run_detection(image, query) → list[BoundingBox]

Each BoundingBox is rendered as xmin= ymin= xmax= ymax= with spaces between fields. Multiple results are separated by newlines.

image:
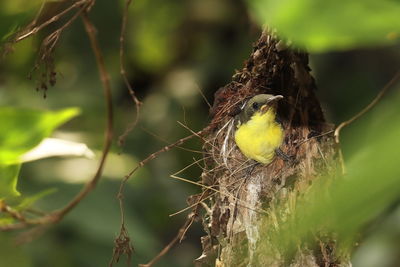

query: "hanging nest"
xmin=191 ymin=31 xmax=345 ymax=266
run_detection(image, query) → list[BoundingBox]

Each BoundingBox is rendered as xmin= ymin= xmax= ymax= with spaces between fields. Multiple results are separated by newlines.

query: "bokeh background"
xmin=0 ymin=0 xmax=399 ymax=266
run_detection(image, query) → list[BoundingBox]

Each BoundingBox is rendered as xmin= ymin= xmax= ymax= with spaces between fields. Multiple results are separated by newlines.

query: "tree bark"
xmin=193 ymin=31 xmax=348 ymax=266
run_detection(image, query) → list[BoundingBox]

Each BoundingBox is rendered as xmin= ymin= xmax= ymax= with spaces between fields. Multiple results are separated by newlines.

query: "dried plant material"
xmin=192 ymin=30 xmax=345 ymax=266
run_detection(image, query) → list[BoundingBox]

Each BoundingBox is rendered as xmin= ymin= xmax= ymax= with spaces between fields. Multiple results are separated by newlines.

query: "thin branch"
xmin=15 ymin=0 xmax=90 ymax=42
xmin=0 ymin=201 xmax=27 ymax=223
xmin=22 ymin=10 xmax=114 ymax=226
xmin=196 ymin=85 xmax=212 ymax=109
xmin=48 ymin=11 xmax=114 ymax=220
xmin=334 ymin=70 xmax=400 ymax=143
xmin=169 ymin=192 xmax=216 ymax=217
xmin=117 ymin=127 xmax=210 ymax=205
xmin=138 ymin=214 xmax=194 ymax=267
xmin=140 ymin=187 xmax=212 ymax=266
xmin=124 ymin=126 xmax=211 ymax=185
xmin=111 ymin=126 xmax=211 ymax=265
xmin=118 ymin=0 xmax=142 ymax=146
xmin=295 ymin=130 xmax=334 ymax=148
xmin=170 ymin=174 xmax=267 ymax=214
xmin=334 ymin=70 xmax=400 ymax=173
xmin=111 ymin=2 xmax=210 ymax=262
xmin=10 ymin=0 xmax=94 ymax=95
xmin=140 ymin=126 xmax=207 ymax=154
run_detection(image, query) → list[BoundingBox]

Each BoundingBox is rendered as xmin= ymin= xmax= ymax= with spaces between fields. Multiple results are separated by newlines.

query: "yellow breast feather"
xmin=234 ymin=109 xmax=283 ymax=164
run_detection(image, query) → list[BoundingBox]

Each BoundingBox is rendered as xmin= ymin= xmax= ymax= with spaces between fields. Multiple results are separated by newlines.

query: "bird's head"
xmin=239 ymin=94 xmax=283 ymax=124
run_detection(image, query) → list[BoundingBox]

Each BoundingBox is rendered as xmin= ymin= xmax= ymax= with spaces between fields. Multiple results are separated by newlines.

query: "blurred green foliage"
xmin=0 ymin=0 xmax=399 ymax=266
xmin=129 ymin=0 xmax=184 ymax=72
xmin=248 ymin=0 xmax=400 ymax=52
xmin=0 ymin=1 xmax=255 ymax=266
xmin=0 ymin=107 xmax=78 ymax=199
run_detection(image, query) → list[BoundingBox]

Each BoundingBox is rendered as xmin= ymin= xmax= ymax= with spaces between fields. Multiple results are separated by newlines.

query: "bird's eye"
xmin=252 ymin=102 xmax=259 ymax=110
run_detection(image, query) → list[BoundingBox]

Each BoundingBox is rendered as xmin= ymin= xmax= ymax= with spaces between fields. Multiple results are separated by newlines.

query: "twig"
xmin=169 ymin=191 xmax=216 ymax=217
xmin=0 ymin=201 xmax=27 ymax=223
xmin=15 ymin=0 xmax=90 ymax=42
xmin=295 ymin=130 xmax=334 ymax=148
xmin=141 ymin=188 xmax=211 ymax=266
xmin=46 ymin=10 xmax=114 ymax=220
xmin=196 ymin=85 xmax=212 ymax=109
xmin=15 ymin=0 xmax=94 ymax=95
xmin=118 ymin=0 xmax=142 ymax=146
xmin=138 ymin=214 xmax=195 ymax=267
xmin=334 ymin=70 xmax=400 ymax=143
xmin=140 ymin=126 xmax=206 ymax=154
xmin=170 ymin=174 xmax=267 ymax=214
xmin=124 ymin=126 xmax=210 ymax=184
xmin=334 ymin=70 xmax=400 ymax=172
xmin=26 ymin=0 xmax=46 ymax=29
xmin=112 ymin=126 xmax=211 ymax=265
xmin=22 ymin=10 xmax=114 ymax=226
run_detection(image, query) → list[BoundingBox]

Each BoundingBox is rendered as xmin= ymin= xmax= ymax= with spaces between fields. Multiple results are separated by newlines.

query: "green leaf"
xmin=0 ymin=107 xmax=80 ymax=165
xmin=247 ymin=0 xmax=400 ymax=52
xmin=0 ymin=164 xmax=21 ymax=199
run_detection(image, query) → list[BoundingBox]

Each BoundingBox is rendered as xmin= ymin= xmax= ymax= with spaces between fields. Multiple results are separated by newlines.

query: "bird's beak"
xmin=260 ymin=95 xmax=283 ymax=112
xmin=267 ymin=95 xmax=284 ymax=103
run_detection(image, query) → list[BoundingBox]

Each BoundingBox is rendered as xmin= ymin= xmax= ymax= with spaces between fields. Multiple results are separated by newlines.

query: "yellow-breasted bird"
xmin=234 ymin=94 xmax=284 ymax=164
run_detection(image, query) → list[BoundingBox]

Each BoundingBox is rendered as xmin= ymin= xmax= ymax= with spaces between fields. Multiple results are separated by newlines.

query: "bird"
xmin=234 ymin=94 xmax=284 ymax=164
